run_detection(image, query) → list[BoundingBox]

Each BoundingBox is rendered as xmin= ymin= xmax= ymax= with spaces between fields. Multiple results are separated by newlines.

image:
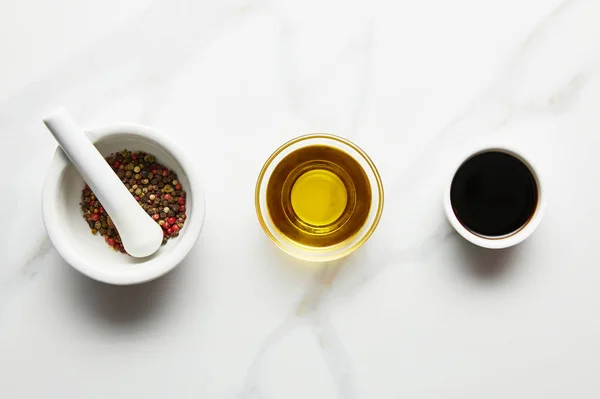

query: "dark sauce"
xmin=450 ymin=151 xmax=538 ymax=237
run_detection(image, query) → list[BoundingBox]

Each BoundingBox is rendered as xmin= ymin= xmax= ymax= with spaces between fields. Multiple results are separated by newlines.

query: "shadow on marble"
xmin=63 ymin=255 xmax=196 ymax=327
xmin=453 ymin=234 xmax=520 ymax=281
xmin=257 ymin=234 xmax=326 ymax=273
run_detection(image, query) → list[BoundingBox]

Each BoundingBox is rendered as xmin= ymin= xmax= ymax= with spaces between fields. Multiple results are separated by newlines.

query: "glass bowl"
xmin=255 ymin=133 xmax=384 ymax=262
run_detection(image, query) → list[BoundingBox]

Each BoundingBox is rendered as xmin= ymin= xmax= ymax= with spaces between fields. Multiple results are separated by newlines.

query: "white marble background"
xmin=2 ymin=0 xmax=600 ymax=397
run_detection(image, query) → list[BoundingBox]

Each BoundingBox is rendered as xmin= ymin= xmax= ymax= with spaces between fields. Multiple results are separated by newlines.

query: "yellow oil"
xmin=266 ymin=145 xmax=371 ymax=248
xmin=290 ymin=169 xmax=348 ymax=226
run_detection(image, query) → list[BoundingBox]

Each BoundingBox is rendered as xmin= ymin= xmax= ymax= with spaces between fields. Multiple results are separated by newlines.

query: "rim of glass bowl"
xmin=255 ymin=133 xmax=384 ymax=262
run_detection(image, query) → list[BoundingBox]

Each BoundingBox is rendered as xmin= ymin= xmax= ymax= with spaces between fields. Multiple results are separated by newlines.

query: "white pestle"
xmin=43 ymin=107 xmax=164 ymax=258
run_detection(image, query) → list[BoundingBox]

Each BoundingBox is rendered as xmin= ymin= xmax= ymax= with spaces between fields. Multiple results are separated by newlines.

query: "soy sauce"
xmin=450 ymin=151 xmax=538 ymax=237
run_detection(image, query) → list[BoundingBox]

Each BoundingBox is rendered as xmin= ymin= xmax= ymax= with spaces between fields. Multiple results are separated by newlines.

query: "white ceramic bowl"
xmin=443 ymin=146 xmax=545 ymax=249
xmin=43 ymin=124 xmax=205 ymax=285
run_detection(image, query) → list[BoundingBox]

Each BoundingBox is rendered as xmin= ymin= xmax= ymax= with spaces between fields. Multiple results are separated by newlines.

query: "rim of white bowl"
xmin=443 ymin=146 xmax=546 ymax=249
xmin=42 ymin=123 xmax=206 ymax=285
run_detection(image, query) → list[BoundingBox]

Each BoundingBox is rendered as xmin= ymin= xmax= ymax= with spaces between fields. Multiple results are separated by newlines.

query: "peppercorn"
xmin=81 ymin=149 xmax=188 ymax=254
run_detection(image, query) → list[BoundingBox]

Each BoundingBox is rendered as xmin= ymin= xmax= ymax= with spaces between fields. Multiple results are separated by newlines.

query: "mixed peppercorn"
xmin=80 ymin=149 xmax=187 ymax=254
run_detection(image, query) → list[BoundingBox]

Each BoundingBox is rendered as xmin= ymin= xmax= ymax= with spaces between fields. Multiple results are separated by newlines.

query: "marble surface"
xmin=2 ymin=0 xmax=600 ymax=397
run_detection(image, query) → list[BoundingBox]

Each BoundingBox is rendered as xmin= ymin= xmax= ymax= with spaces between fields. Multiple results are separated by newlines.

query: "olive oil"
xmin=266 ymin=145 xmax=371 ymax=247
